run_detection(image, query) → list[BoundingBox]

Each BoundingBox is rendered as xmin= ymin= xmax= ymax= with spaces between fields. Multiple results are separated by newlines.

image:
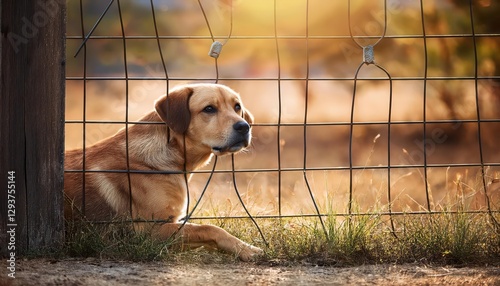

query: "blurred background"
xmin=65 ymin=0 xmax=500 ymax=218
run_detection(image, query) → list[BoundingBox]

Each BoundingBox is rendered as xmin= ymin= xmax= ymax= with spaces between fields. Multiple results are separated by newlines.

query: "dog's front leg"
xmin=153 ymin=222 xmax=263 ymax=261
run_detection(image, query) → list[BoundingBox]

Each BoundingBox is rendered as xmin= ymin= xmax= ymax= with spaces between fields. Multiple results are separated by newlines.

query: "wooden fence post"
xmin=0 ymin=0 xmax=66 ymax=257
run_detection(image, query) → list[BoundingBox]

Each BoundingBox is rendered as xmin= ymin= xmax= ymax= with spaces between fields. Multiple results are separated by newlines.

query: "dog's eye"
xmin=235 ymin=103 xmax=242 ymax=112
xmin=203 ymin=106 xmax=217 ymax=113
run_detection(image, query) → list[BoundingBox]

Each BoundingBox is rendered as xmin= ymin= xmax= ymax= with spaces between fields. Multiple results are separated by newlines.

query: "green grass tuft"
xmin=59 ymin=211 xmax=500 ymax=266
xmin=64 ymin=219 xmax=174 ymax=261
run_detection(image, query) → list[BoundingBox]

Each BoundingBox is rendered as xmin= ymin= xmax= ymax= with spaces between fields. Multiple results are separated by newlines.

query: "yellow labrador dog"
xmin=65 ymin=83 xmax=263 ymax=261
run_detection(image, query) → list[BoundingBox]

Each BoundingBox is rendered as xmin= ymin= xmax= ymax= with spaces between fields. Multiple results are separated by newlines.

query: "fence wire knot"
xmin=209 ymin=41 xmax=223 ymax=58
xmin=363 ymin=45 xmax=374 ymax=64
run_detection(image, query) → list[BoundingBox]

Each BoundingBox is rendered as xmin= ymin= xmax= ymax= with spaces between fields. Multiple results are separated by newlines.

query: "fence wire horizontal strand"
xmin=65 ymin=76 xmax=500 ymax=81
xmin=86 ymin=209 xmax=500 ymax=225
xmin=65 ymin=119 xmax=500 ymax=126
xmin=66 ymin=33 xmax=500 ymax=40
xmin=64 ymin=162 xmax=500 ymax=176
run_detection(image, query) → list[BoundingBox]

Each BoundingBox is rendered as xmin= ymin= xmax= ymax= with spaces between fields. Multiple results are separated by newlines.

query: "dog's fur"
xmin=64 ymin=83 xmax=263 ymax=261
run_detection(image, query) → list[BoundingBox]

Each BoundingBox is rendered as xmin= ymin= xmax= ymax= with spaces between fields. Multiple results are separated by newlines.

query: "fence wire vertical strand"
xmin=377 ymin=63 xmax=397 ymax=237
xmin=197 ymin=0 xmax=215 ymax=40
xmin=347 ymin=0 xmax=397 ymax=236
xmin=197 ymin=0 xmax=233 ymax=83
xmin=419 ymin=0 xmax=432 ymax=212
xmin=182 ymin=139 xmax=191 ymax=225
xmin=215 ymin=0 xmax=234 ymax=83
xmin=231 ymin=156 xmax=268 ymax=246
xmin=273 ymin=0 xmax=283 ymax=217
xmin=180 ymin=156 xmax=217 ymax=226
xmin=468 ymin=0 xmax=499 ymax=228
xmin=302 ymin=0 xmax=328 ymax=238
xmin=376 ymin=0 xmax=394 ymax=235
xmin=375 ymin=0 xmax=398 ymax=236
xmin=192 ymin=0 xmax=233 ymax=225
xmin=79 ymin=0 xmax=87 ymax=218
xmin=347 ymin=0 xmax=387 ymax=49
xmin=196 ymin=0 xmax=264 ymax=238
xmin=348 ymin=63 xmax=363 ymax=216
xmin=189 ymin=0 xmax=236 ymax=226
xmin=116 ymin=0 xmax=134 ymax=219
xmin=170 ymin=136 xmax=193 ymax=236
xmin=347 ymin=0 xmax=356 ymax=217
xmin=225 ymin=0 xmax=266 ymax=246
xmin=150 ymin=0 xmax=172 ymax=142
xmin=373 ymin=0 xmax=397 ymax=238
xmin=74 ymin=0 xmax=115 ymax=218
xmin=196 ymin=0 xmax=217 ymax=83
xmin=150 ymin=0 xmax=169 ymax=97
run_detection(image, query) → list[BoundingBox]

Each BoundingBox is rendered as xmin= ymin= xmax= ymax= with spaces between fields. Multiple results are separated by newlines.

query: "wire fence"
xmin=65 ymin=0 xmax=500 ymax=238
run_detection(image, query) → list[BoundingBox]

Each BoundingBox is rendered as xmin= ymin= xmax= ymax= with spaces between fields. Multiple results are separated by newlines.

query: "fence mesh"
xmin=65 ymin=0 xmax=500 ymax=238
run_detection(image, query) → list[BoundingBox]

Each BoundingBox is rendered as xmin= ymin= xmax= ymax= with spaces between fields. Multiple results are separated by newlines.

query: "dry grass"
xmin=60 ymin=206 xmax=500 ymax=266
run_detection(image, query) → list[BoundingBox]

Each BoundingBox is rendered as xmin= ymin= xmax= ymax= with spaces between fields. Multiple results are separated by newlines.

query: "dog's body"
xmin=65 ymin=84 xmax=263 ymax=261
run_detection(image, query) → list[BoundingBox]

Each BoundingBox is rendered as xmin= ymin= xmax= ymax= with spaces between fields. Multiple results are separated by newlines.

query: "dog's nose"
xmin=233 ymin=121 xmax=250 ymax=135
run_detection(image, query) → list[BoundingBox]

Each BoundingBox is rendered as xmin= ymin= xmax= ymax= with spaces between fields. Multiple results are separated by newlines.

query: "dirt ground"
xmin=2 ymin=258 xmax=499 ymax=286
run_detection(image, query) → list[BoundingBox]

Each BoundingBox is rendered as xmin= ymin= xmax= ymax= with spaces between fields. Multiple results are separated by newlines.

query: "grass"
xmin=60 ymin=207 xmax=500 ymax=266
xmin=60 ymin=129 xmax=500 ymax=265
xmin=64 ymin=220 xmax=174 ymax=261
xmin=58 ymin=131 xmax=500 ymax=266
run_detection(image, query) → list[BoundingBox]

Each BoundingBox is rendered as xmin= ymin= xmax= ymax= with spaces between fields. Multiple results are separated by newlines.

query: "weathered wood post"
xmin=0 ymin=0 xmax=66 ymax=263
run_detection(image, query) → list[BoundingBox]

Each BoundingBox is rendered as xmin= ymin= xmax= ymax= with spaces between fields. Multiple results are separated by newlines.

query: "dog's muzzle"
xmin=212 ymin=121 xmax=251 ymax=155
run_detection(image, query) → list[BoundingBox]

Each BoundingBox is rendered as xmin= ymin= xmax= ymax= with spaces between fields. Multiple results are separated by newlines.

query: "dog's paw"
xmin=238 ymin=245 xmax=264 ymax=262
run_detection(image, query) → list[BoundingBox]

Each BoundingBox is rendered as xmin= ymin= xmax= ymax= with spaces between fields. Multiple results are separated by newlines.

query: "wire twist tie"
xmin=209 ymin=41 xmax=223 ymax=58
xmin=363 ymin=45 xmax=374 ymax=64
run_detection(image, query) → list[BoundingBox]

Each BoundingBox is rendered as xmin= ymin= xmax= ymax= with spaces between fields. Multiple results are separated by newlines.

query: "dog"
xmin=64 ymin=83 xmax=263 ymax=261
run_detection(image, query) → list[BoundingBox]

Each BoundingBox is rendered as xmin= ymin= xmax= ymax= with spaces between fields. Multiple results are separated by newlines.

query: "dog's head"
xmin=155 ymin=84 xmax=254 ymax=156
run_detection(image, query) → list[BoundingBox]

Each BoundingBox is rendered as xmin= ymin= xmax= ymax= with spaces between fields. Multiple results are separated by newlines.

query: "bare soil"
xmin=2 ymin=258 xmax=499 ymax=286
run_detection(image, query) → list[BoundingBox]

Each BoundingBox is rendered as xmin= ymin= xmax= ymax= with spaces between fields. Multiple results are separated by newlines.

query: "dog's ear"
xmin=242 ymin=107 xmax=254 ymax=125
xmin=155 ymin=87 xmax=194 ymax=134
